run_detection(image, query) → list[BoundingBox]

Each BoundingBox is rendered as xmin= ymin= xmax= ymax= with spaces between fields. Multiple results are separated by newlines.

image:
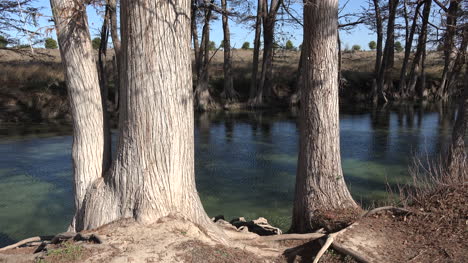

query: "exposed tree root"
xmin=259 ymin=233 xmax=325 ymax=242
xmin=331 ymin=242 xmax=371 ymax=263
xmin=0 ymin=236 xmax=53 ymax=252
xmin=362 ymin=206 xmax=412 ymax=217
xmin=0 ymin=231 xmax=104 ymax=254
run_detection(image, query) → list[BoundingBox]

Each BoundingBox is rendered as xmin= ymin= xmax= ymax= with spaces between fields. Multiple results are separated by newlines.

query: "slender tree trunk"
xmin=403 ymin=0 xmax=410 ymax=45
xmin=81 ymin=0 xmax=219 ymax=235
xmin=407 ymin=0 xmax=431 ymax=95
xmin=194 ymin=0 xmax=218 ymax=111
xmin=220 ymin=0 xmax=238 ymax=103
xmin=291 ymin=0 xmax=359 ymax=233
xmin=399 ymin=1 xmax=423 ymax=94
xmin=290 ymin=44 xmax=304 ymax=105
xmin=439 ymin=0 xmax=461 ymax=97
xmin=107 ymin=0 xmax=121 ymax=111
xmin=377 ymin=0 xmax=399 ymax=103
xmin=249 ymin=0 xmax=263 ymax=100
xmin=446 ymin=24 xmax=468 ymax=93
xmin=98 ymin=5 xmax=112 ymax=171
xmin=50 ymin=0 xmax=108 ymax=232
xmin=373 ymin=0 xmax=383 ymax=75
xmin=191 ymin=0 xmax=201 ymax=83
xmin=252 ymin=0 xmax=282 ymax=106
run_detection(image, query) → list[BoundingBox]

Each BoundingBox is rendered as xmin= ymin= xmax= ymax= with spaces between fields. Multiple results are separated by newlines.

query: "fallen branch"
xmin=0 ymin=236 xmax=54 ymax=251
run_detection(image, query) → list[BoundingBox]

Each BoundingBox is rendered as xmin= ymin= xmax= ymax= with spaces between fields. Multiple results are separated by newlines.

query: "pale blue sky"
xmin=16 ymin=0 xmax=377 ymax=50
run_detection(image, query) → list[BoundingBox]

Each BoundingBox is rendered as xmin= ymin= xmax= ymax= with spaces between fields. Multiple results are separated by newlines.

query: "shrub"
xmin=368 ymin=41 xmax=377 ymax=50
xmin=44 ymin=38 xmax=58 ymax=49
xmin=285 ymin=40 xmax=294 ymax=50
xmin=395 ymin=41 xmax=403 ymax=52
xmin=241 ymin=41 xmax=250 ymax=49
xmin=0 ymin=35 xmax=7 ymax=48
xmin=92 ymin=37 xmax=101 ymax=50
xmin=208 ymin=41 xmax=216 ymax=51
xmin=352 ymin=44 xmax=361 ymax=52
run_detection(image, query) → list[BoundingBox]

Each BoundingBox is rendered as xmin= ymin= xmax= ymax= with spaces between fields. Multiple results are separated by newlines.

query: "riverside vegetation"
xmin=0 ymin=48 xmax=456 ymax=124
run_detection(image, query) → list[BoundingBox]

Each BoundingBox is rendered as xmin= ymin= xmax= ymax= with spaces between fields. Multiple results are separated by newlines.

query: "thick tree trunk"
xmin=407 ymin=0 xmax=432 ymax=96
xmin=291 ymin=0 xmax=359 ymax=233
xmin=194 ymin=0 xmax=218 ymax=111
xmin=439 ymin=0 xmax=461 ymax=98
xmin=249 ymin=0 xmax=263 ymax=100
xmin=251 ymin=0 xmax=282 ymax=106
xmin=373 ymin=0 xmax=383 ymax=76
xmin=220 ymin=0 xmax=238 ymax=103
xmin=50 ymin=0 xmax=108 ymax=232
xmin=399 ymin=1 xmax=423 ymax=94
xmin=376 ymin=0 xmax=399 ymax=103
xmin=81 ymin=0 xmax=216 ymax=232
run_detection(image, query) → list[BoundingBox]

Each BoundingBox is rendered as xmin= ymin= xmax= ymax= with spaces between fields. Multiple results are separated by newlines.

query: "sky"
xmin=14 ymin=0 xmax=377 ymax=50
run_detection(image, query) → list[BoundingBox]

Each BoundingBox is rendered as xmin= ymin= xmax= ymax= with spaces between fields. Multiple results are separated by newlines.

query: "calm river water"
xmin=0 ymin=103 xmax=456 ymax=247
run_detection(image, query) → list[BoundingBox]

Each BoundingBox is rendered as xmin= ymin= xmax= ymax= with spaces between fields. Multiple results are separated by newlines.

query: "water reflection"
xmin=0 ymin=103 xmax=456 ymax=247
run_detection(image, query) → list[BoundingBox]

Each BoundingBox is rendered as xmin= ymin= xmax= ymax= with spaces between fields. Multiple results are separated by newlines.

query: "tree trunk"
xmin=107 ymin=0 xmax=121 ymax=111
xmin=376 ymin=0 xmax=399 ymax=103
xmin=249 ymin=0 xmax=263 ymax=100
xmin=290 ymin=44 xmax=304 ymax=105
xmin=194 ymin=0 xmax=218 ymax=111
xmin=291 ymin=0 xmax=359 ymax=233
xmin=439 ymin=0 xmax=461 ymax=98
xmin=399 ymin=0 xmax=423 ymax=94
xmin=252 ymin=0 xmax=282 ymax=106
xmin=446 ymin=64 xmax=467 ymax=177
xmin=373 ymin=0 xmax=383 ymax=76
xmin=407 ymin=0 xmax=431 ymax=96
xmin=191 ymin=0 xmax=201 ymax=83
xmin=220 ymin=0 xmax=238 ymax=103
xmin=80 ymin=0 xmax=217 ymax=233
xmin=98 ymin=5 xmax=112 ymax=171
xmin=50 ymin=0 xmax=108 ymax=232
xmin=444 ymin=21 xmax=467 ymax=97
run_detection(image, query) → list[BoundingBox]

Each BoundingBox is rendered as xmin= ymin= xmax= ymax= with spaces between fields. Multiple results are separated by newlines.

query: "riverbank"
xmin=0 ymin=48 xmax=456 ymax=124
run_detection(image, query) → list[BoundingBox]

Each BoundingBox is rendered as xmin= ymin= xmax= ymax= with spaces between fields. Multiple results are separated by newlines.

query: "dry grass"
xmin=0 ymin=48 xmax=447 ymax=93
xmin=399 ymin=149 xmax=467 ymax=208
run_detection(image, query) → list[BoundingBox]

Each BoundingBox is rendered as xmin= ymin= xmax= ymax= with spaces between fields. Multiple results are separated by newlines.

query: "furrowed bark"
xmin=49 ymin=0 xmax=107 ymax=232
xmin=291 ymin=0 xmax=359 ymax=233
xmin=81 ymin=0 xmax=217 ymax=234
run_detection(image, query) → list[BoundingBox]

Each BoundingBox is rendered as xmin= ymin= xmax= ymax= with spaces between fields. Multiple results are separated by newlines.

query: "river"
xmin=0 ymin=102 xmax=456 ymax=247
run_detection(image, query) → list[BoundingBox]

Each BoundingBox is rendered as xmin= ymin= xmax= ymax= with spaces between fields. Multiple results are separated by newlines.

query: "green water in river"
xmin=0 ymin=103 xmax=456 ymax=246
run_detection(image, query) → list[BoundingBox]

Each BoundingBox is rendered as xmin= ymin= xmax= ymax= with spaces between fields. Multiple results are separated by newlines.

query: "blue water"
xmin=0 ymin=103 xmax=455 ymax=246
